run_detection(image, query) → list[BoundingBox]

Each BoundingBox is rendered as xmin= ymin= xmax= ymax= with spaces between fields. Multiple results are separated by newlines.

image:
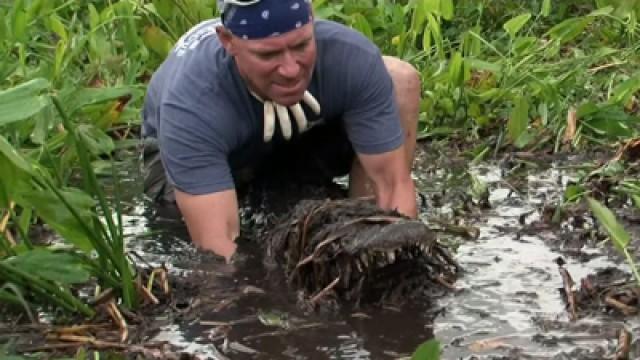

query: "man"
xmin=142 ymin=0 xmax=421 ymax=262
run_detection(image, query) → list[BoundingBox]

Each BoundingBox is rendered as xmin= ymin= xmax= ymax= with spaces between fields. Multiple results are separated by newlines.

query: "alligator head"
xmin=265 ymin=198 xmax=460 ymax=308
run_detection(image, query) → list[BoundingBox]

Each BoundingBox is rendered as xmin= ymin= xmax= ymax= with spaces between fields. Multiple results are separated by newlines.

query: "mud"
xmin=5 ymin=142 xmax=640 ymax=359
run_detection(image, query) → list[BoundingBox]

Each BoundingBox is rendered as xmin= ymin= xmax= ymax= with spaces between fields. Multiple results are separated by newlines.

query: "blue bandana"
xmin=220 ymin=0 xmax=313 ymax=39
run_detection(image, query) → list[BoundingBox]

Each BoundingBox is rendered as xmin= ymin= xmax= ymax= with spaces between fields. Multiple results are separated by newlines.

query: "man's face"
xmin=218 ymin=22 xmax=316 ymax=106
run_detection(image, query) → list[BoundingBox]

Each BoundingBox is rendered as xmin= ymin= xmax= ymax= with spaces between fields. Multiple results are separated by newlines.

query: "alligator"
xmin=263 ymin=197 xmax=461 ymax=309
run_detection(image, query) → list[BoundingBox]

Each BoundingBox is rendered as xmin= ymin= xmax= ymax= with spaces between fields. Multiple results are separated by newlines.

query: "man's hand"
xmin=174 ymin=188 xmax=240 ymax=262
xmin=354 ymin=146 xmax=417 ymax=218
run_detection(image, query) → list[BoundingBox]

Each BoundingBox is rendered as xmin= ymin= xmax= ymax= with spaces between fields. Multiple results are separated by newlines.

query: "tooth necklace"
xmin=249 ymin=90 xmax=321 ymax=142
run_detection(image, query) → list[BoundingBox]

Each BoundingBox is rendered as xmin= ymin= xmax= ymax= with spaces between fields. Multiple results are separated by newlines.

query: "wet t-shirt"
xmin=142 ymin=19 xmax=403 ymax=195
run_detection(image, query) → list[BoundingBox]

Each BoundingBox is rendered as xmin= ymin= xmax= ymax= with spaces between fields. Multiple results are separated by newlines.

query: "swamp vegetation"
xmin=0 ymin=0 xmax=640 ymax=359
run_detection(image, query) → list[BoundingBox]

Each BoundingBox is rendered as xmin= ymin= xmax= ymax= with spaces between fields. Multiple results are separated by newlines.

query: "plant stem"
xmin=0 ymin=263 xmax=94 ymax=317
xmin=624 ymin=248 xmax=640 ymax=287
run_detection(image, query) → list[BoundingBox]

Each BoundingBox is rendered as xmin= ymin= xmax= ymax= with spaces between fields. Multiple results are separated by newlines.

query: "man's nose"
xmin=277 ymin=51 xmax=300 ymax=78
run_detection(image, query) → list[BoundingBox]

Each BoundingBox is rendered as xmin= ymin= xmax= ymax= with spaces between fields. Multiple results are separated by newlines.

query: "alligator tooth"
xmin=387 ymin=251 xmax=395 ymax=263
xmin=355 ymin=260 xmax=363 ymax=272
xmin=360 ymin=253 xmax=369 ymax=268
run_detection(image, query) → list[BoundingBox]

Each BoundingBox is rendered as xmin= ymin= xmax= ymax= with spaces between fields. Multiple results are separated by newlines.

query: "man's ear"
xmin=216 ymin=26 xmax=236 ymax=54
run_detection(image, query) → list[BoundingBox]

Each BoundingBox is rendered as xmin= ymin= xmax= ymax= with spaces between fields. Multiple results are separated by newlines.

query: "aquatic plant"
xmin=587 ymin=197 xmax=640 ymax=286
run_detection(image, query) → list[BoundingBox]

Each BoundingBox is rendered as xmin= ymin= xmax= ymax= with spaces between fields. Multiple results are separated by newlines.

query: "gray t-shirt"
xmin=143 ymin=19 xmax=403 ymax=195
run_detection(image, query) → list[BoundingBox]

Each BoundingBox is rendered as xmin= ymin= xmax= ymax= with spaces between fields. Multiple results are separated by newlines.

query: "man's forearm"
xmin=375 ymin=176 xmax=417 ymax=218
xmin=174 ymin=189 xmax=240 ymax=261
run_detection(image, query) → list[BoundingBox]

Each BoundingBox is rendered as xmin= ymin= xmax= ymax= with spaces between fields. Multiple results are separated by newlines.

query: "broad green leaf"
xmin=427 ymin=13 xmax=444 ymax=60
xmin=587 ymin=197 xmax=630 ymax=253
xmin=153 ymin=0 xmax=176 ymax=20
xmin=508 ymin=96 xmax=529 ymax=143
xmin=12 ymin=9 xmax=28 ymax=43
xmin=6 ymin=249 xmax=91 ymax=285
xmin=351 ymin=13 xmax=372 ymax=40
xmin=0 ymin=135 xmax=32 ymax=173
xmin=0 ymin=136 xmax=32 ymax=207
xmin=410 ymin=0 xmax=428 ymax=33
xmin=76 ymin=124 xmax=115 ymax=156
xmin=512 ymin=36 xmax=537 ymax=55
xmin=48 ymin=14 xmax=67 ymax=42
xmin=564 ymin=185 xmax=585 ymax=202
xmin=0 ymin=79 xmax=50 ymax=126
xmin=588 ymin=6 xmax=614 ymax=17
xmin=17 ymin=207 xmax=31 ymax=238
xmin=609 ymin=73 xmax=640 ymax=105
xmin=64 ymin=87 xmax=134 ymax=116
xmin=503 ymin=13 xmax=531 ymax=39
xmin=513 ymin=130 xmax=534 ymax=148
xmin=88 ymin=3 xmax=100 ymax=30
xmin=17 ymin=188 xmax=97 ymax=253
xmin=440 ymin=0 xmax=454 ymax=20
xmin=466 ymin=59 xmax=501 ymax=73
xmin=412 ymin=339 xmax=440 ymax=360
xmin=448 ymin=52 xmax=464 ymax=87
xmin=541 ymin=0 xmax=551 ymax=17
xmin=423 ymin=0 xmax=441 ymax=15
xmin=576 ymin=101 xmax=600 ymax=118
xmin=547 ymin=17 xmax=593 ymax=44
xmin=53 ymin=39 xmax=67 ymax=81
xmin=142 ymin=25 xmax=174 ymax=59
xmin=422 ymin=26 xmax=432 ymax=52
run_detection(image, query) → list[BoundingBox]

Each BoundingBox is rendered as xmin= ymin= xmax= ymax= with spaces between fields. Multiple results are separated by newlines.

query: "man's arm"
xmin=356 ymin=145 xmax=417 ymax=218
xmin=174 ymin=188 xmax=240 ymax=261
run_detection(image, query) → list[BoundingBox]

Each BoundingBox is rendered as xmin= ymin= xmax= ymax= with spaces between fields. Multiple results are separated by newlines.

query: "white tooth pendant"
xmin=249 ymin=89 xmax=321 ymax=143
xmin=302 ymin=90 xmax=321 ymax=115
xmin=275 ymin=104 xmax=292 ymax=140
xmin=290 ymin=103 xmax=308 ymax=132
xmin=263 ymin=101 xmax=276 ymax=142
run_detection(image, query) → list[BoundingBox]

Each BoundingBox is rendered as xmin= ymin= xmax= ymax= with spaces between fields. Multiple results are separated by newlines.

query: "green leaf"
xmin=423 ymin=0 xmax=441 ymax=14
xmin=564 ymin=185 xmax=585 ymax=202
xmin=0 ymin=79 xmax=50 ymax=126
xmin=12 ymin=9 xmax=28 ymax=43
xmin=587 ymin=6 xmax=614 ymax=17
xmin=609 ymin=73 xmax=640 ymax=105
xmin=0 ymin=135 xmax=32 ymax=173
xmin=503 ymin=13 xmax=531 ymax=39
xmin=17 ymin=188 xmax=97 ymax=253
xmin=427 ymin=13 xmax=444 ymax=60
xmin=351 ymin=13 xmax=372 ymax=39
xmin=48 ymin=14 xmax=67 ymax=42
xmin=0 ymin=136 xmax=32 ymax=207
xmin=63 ymin=87 xmax=134 ymax=116
xmin=412 ymin=339 xmax=440 ymax=360
xmin=587 ymin=197 xmax=631 ymax=253
xmin=422 ymin=26 xmax=432 ymax=52
xmin=541 ymin=0 xmax=551 ymax=17
xmin=513 ymin=130 xmax=534 ymax=148
xmin=76 ymin=124 xmax=115 ymax=156
xmin=440 ymin=0 xmax=454 ymax=20
xmin=466 ymin=58 xmax=501 ymax=73
xmin=508 ymin=96 xmax=529 ymax=143
xmin=546 ymin=17 xmax=593 ymax=44
xmin=448 ymin=52 xmax=464 ymax=87
xmin=6 ymin=249 xmax=91 ymax=285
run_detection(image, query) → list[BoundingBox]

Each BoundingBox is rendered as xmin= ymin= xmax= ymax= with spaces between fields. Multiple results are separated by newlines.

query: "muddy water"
xmin=123 ymin=150 xmax=639 ymax=359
